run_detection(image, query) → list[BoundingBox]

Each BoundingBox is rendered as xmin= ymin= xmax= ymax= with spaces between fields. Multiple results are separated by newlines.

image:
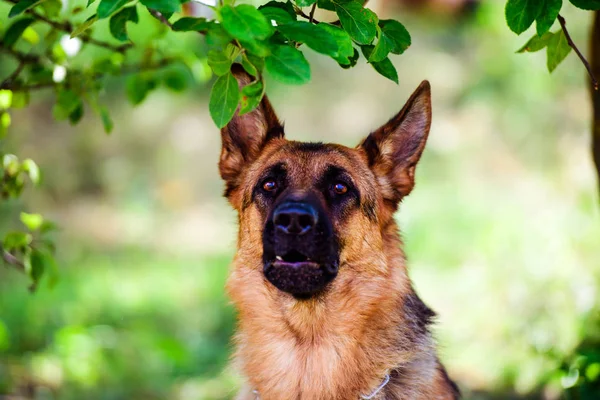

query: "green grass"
xmin=0 ymin=250 xmax=238 ymax=400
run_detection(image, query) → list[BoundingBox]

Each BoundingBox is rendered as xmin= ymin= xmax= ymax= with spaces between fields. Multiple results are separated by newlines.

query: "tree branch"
xmin=295 ymin=7 xmax=322 ymax=24
xmin=3 ymin=0 xmax=131 ymax=53
xmin=590 ymin=12 xmax=600 ymax=199
xmin=309 ymin=3 xmax=317 ymax=24
xmin=558 ymin=14 xmax=599 ymax=91
xmin=0 ymin=58 xmax=178 ymax=92
xmin=2 ymin=248 xmax=25 ymax=272
xmin=148 ymin=8 xmax=174 ymax=29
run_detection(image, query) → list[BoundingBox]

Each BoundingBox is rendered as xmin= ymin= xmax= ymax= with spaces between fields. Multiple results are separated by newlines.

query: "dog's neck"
xmin=228 ymin=220 xmax=434 ymax=400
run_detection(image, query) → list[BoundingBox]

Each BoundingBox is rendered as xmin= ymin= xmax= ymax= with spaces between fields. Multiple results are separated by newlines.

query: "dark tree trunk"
xmin=590 ymin=12 xmax=600 ymax=198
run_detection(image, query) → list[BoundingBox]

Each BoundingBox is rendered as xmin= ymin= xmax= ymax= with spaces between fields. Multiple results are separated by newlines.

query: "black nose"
xmin=273 ymin=202 xmax=318 ymax=235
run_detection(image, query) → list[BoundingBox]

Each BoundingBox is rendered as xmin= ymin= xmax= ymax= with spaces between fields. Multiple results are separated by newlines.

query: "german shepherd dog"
xmin=219 ymin=65 xmax=460 ymax=400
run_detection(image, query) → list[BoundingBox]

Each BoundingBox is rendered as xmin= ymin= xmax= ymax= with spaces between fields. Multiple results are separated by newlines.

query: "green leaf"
xmin=2 ymin=154 xmax=19 ymax=176
xmin=516 ymin=32 xmax=553 ymax=52
xmin=259 ymin=6 xmax=296 ymax=25
xmin=206 ymin=22 xmax=233 ymax=47
xmin=569 ymin=0 xmax=600 ymax=10
xmin=0 ymin=112 xmax=10 ymax=139
xmin=21 ymin=159 xmax=40 ymax=184
xmin=505 ymin=0 xmax=542 ymax=35
xmin=277 ymin=21 xmax=338 ymax=56
xmin=333 ymin=0 xmax=378 ymax=45
xmin=40 ymin=0 xmax=61 ymax=17
xmin=296 ymin=0 xmax=316 ymax=6
xmin=53 ymin=89 xmax=82 ymax=120
xmin=240 ymin=79 xmax=264 ymax=115
xmin=536 ymin=0 xmax=561 ymax=35
xmin=546 ymin=29 xmax=572 ymax=72
xmin=362 ymin=45 xmax=398 ymax=83
xmin=319 ymin=24 xmax=354 ymax=64
xmin=20 ymin=212 xmax=44 ymax=231
xmin=378 ymin=19 xmax=411 ymax=55
xmin=126 ymin=74 xmax=157 ymax=105
xmin=3 ymin=18 xmax=35 ymax=47
xmin=241 ymin=53 xmax=259 ymax=76
xmin=340 ymin=47 xmax=359 ymax=68
xmin=88 ymin=0 xmax=96 ymax=6
xmin=369 ymin=26 xmax=392 ymax=62
xmin=9 ymin=0 xmax=47 ymax=18
xmin=317 ymin=0 xmax=336 ymax=11
xmin=221 ymin=4 xmax=275 ymax=42
xmin=30 ymin=248 xmax=47 ymax=285
xmin=140 ymin=0 xmax=180 ymax=13
xmin=239 ymin=38 xmax=271 ymax=57
xmin=265 ymin=45 xmax=311 ymax=84
xmin=100 ymin=107 xmax=113 ymax=134
xmin=0 ymin=90 xmax=13 ymax=109
xmin=68 ymin=102 xmax=84 ymax=125
xmin=259 ymin=1 xmax=296 ymax=24
xmin=71 ymin=14 xmax=98 ymax=38
xmin=172 ymin=17 xmax=209 ymax=32
xmin=209 ymin=72 xmax=240 ymax=128
xmin=97 ymin=0 xmax=128 ymax=19
xmin=163 ymin=67 xmax=188 ymax=91
xmin=109 ymin=5 xmax=138 ymax=41
xmin=9 ymin=91 xmax=28 ymax=109
xmin=3 ymin=232 xmax=32 ymax=251
xmin=208 ymin=49 xmax=233 ymax=76
xmin=40 ymin=220 xmax=58 ymax=234
xmin=259 ymin=0 xmax=296 ymax=18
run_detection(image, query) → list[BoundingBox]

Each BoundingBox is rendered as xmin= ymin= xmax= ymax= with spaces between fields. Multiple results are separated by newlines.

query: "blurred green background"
xmin=2 ymin=0 xmax=600 ymax=399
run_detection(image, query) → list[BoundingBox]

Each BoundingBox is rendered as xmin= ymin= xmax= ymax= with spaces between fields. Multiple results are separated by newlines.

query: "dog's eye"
xmin=332 ymin=182 xmax=348 ymax=195
xmin=263 ymin=180 xmax=277 ymax=192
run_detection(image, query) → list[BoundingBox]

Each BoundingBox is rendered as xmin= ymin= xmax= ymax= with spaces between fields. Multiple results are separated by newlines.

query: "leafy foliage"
xmin=0 ymin=0 xmax=413 ymax=285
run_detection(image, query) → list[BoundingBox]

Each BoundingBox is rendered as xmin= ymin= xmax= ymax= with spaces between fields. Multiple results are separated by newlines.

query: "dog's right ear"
xmin=219 ymin=64 xmax=284 ymax=197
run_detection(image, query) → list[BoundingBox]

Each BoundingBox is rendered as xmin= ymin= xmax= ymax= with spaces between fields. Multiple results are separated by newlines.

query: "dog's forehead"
xmin=259 ymin=141 xmax=371 ymax=184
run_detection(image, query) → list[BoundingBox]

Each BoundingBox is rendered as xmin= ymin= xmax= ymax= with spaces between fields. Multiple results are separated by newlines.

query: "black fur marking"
xmin=439 ymin=363 xmax=461 ymax=399
xmin=361 ymin=133 xmax=380 ymax=167
xmin=290 ymin=142 xmax=331 ymax=154
xmin=403 ymin=291 xmax=436 ymax=336
xmin=266 ymin=125 xmax=285 ymax=141
xmin=248 ymin=162 xmax=288 ymax=211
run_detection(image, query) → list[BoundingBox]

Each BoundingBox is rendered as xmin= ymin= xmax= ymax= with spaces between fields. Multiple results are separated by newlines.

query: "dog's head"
xmin=220 ymin=65 xmax=431 ymax=299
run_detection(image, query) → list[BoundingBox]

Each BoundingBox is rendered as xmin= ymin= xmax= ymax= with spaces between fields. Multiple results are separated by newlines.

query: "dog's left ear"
xmin=219 ymin=64 xmax=284 ymax=196
xmin=358 ymin=80 xmax=431 ymax=202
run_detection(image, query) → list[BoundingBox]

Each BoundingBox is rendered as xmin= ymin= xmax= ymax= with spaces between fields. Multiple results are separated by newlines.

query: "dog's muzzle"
xmin=263 ymin=199 xmax=339 ymax=297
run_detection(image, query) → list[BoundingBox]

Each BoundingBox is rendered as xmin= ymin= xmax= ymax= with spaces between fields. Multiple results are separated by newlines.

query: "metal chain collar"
xmin=252 ymin=372 xmax=390 ymax=400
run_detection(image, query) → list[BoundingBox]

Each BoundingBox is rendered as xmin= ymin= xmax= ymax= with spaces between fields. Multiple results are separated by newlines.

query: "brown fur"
xmin=219 ymin=65 xmax=459 ymax=400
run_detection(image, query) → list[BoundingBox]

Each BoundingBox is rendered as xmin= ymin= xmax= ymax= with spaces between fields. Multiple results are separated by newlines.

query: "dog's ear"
xmin=358 ymin=81 xmax=431 ymax=203
xmin=219 ymin=64 xmax=284 ymax=195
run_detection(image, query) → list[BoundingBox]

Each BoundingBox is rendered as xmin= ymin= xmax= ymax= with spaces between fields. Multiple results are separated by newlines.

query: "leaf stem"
xmin=557 ymin=14 xmax=598 ymax=90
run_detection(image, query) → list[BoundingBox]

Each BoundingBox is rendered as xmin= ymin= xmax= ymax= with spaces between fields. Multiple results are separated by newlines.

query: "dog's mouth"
xmin=264 ymin=249 xmax=338 ymax=297
xmin=274 ymin=249 xmax=313 ymax=265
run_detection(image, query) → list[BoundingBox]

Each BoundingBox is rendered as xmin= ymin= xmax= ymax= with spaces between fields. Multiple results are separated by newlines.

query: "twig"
xmin=2 ymin=249 xmax=25 ymax=272
xmin=1 ymin=58 xmax=178 ymax=91
xmin=148 ymin=8 xmax=173 ymax=29
xmin=295 ymin=7 xmax=322 ymax=24
xmin=1 ymin=61 xmax=26 ymax=88
xmin=0 ymin=43 xmax=41 ymax=63
xmin=309 ymin=3 xmax=317 ymax=24
xmin=3 ymin=0 xmax=131 ymax=53
xmin=558 ymin=14 xmax=599 ymax=91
